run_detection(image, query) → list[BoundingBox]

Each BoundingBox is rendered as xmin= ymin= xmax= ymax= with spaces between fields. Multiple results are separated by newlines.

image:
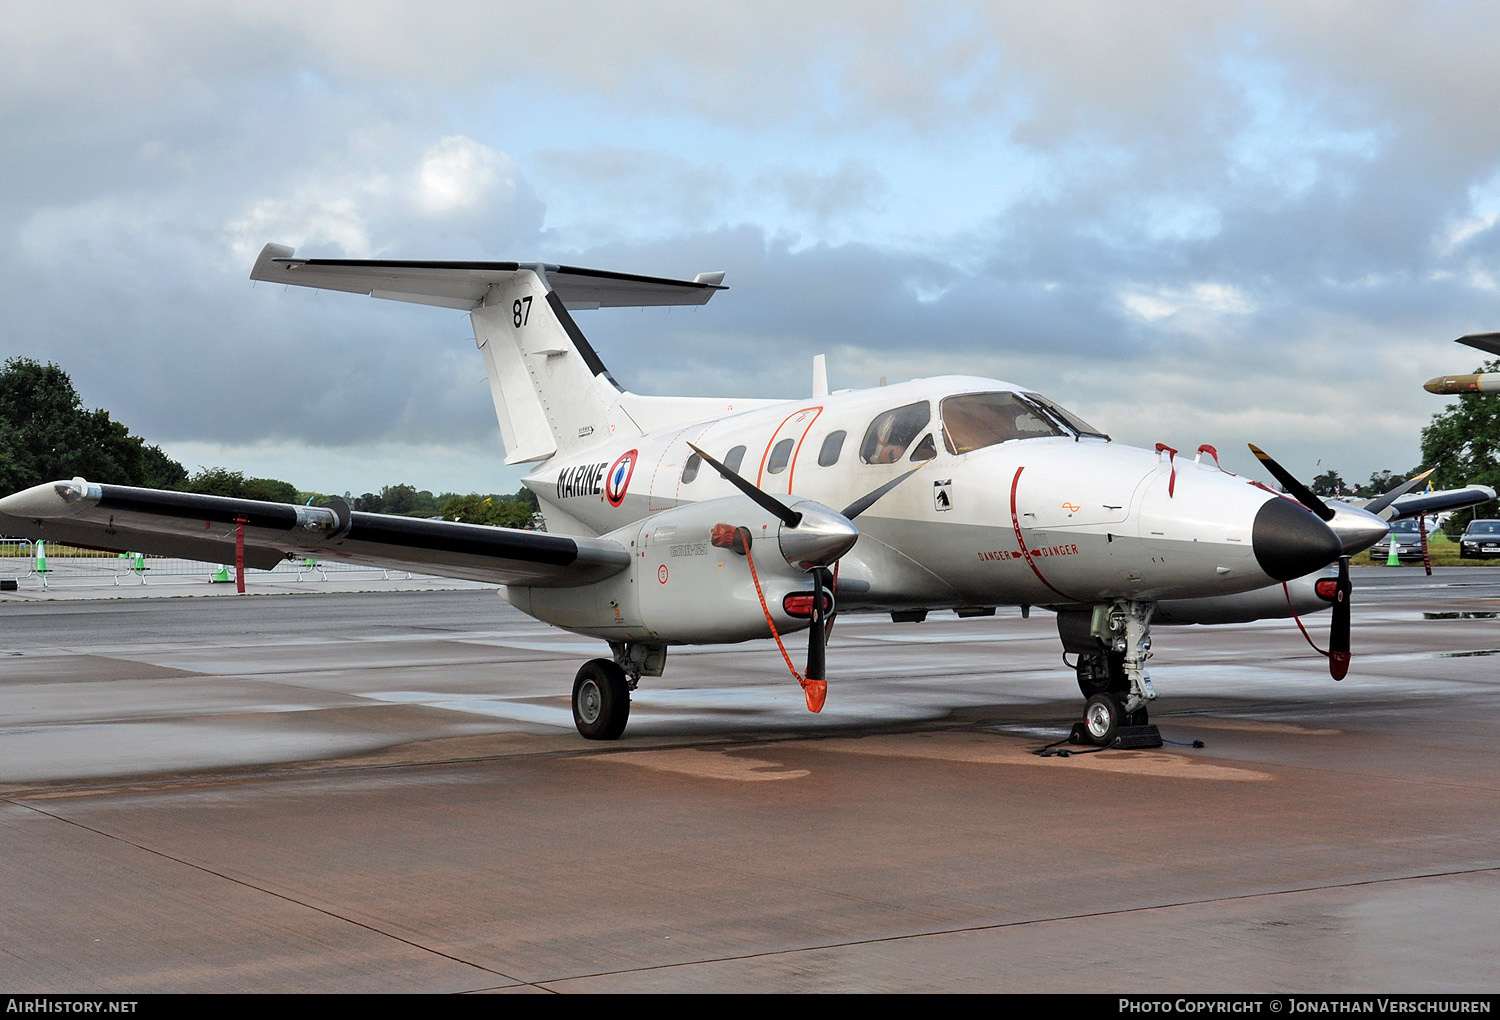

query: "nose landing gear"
xmin=1058 ymin=601 xmax=1163 ymax=748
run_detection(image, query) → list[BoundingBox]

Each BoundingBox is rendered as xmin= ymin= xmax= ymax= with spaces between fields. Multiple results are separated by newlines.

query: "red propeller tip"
xmin=801 ymin=678 xmax=827 ymax=713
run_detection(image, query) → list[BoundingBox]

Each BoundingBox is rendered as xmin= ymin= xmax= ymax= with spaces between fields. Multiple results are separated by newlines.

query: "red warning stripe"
xmin=1009 ymin=466 xmax=1082 ymax=602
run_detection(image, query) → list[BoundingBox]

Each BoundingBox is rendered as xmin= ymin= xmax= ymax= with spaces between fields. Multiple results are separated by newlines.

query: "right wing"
xmin=0 ymin=479 xmax=629 ymax=587
xmin=1382 ymin=484 xmax=1496 ymax=522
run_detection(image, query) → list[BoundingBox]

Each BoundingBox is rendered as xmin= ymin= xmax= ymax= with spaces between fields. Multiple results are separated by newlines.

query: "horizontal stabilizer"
xmin=0 ymin=479 xmax=630 ymax=587
xmin=250 ymin=244 xmax=726 ymax=311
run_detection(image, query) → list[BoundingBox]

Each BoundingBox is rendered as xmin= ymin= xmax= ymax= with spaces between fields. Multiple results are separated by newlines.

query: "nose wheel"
xmin=1082 ymin=693 xmax=1124 ymax=744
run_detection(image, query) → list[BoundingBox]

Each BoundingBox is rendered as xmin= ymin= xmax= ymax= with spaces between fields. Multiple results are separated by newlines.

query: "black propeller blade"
xmin=688 ymin=443 xmax=801 ymax=526
xmin=840 ymin=463 xmax=925 ymax=520
xmin=1361 ymin=469 xmax=1434 ymax=517
xmin=1247 ymin=444 xmax=1334 ymax=521
xmin=1329 ymin=556 xmax=1351 ymax=680
xmin=806 ymin=566 xmax=831 ymax=683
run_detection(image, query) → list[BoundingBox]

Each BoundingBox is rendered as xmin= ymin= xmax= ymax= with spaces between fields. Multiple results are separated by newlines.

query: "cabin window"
xmin=909 ymin=433 xmax=937 ymax=462
xmin=767 ymin=437 xmax=795 ymax=474
xmin=940 ymin=392 xmax=1065 ymax=455
xmin=818 ymin=430 xmax=846 ymax=467
xmin=860 ymin=401 xmax=931 ymax=464
xmin=723 ymin=445 xmax=746 ymax=475
xmin=681 ymin=453 xmax=701 ymax=484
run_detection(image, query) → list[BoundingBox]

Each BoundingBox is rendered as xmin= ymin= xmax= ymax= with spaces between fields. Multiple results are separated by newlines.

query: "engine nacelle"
xmin=1153 ymin=570 xmax=1334 ymax=625
xmin=504 ymin=495 xmax=825 ymax=644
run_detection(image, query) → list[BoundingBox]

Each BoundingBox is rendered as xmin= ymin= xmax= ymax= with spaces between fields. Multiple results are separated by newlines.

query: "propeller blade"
xmin=1247 ymin=444 xmax=1335 ymax=521
xmin=1329 ymin=556 xmax=1352 ymax=680
xmin=688 ymin=443 xmax=801 ymax=527
xmin=1361 ymin=469 xmax=1434 ymax=517
xmin=806 ymin=566 xmax=829 ymax=683
xmin=840 ymin=463 xmax=925 ymax=520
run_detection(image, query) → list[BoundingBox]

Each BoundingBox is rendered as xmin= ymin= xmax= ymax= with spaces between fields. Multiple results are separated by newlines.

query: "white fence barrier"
xmin=0 ymin=539 xmax=415 ymax=590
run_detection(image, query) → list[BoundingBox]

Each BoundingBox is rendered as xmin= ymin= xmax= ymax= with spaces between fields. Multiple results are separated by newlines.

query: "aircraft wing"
xmin=1383 ymin=484 xmax=1496 ymax=521
xmin=1456 ymin=332 xmax=1500 ymax=357
xmin=249 ymin=243 xmax=725 ymax=311
xmin=0 ymin=479 xmax=631 ymax=587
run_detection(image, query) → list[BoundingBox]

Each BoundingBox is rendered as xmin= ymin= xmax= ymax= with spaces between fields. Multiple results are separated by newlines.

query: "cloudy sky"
xmin=5 ymin=1 xmax=1500 ymax=497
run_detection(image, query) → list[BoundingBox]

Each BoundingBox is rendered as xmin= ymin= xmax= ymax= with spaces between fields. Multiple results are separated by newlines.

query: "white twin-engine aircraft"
xmin=2 ymin=245 xmax=1487 ymax=746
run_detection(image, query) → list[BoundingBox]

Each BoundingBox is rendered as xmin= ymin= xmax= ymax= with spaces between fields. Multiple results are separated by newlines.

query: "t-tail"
xmin=250 ymin=244 xmax=746 ymax=463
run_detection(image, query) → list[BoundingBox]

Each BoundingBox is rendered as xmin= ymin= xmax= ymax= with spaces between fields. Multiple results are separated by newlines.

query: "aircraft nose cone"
xmin=1252 ymin=497 xmax=1344 ymax=581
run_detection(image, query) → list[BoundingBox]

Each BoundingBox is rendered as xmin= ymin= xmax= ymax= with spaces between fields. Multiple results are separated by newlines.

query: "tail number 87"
xmin=513 ymin=296 xmax=532 ymax=328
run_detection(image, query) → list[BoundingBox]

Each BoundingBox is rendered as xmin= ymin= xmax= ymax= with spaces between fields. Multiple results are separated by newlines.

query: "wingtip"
xmin=0 ymin=477 xmax=97 ymax=517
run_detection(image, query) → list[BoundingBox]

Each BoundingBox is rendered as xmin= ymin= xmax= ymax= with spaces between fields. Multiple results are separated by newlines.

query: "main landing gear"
xmin=572 ymin=660 xmax=631 ymax=740
xmin=1057 ymin=600 xmax=1163 ymax=748
xmin=570 ymin=641 xmax=665 ymax=740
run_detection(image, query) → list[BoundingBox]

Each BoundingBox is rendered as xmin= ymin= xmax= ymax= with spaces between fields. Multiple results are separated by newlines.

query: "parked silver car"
xmin=1369 ymin=518 xmax=1426 ymax=561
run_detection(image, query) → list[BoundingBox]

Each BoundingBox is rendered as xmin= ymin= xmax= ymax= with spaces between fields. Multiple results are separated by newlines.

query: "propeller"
xmin=689 ymin=442 xmax=922 ymax=705
xmin=1248 ymin=446 xmax=1428 ymax=681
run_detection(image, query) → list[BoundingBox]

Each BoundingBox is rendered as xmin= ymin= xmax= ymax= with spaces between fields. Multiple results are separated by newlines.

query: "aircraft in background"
xmin=2 ymin=245 xmax=1492 ymax=745
xmin=1424 ymin=332 xmax=1500 ymax=394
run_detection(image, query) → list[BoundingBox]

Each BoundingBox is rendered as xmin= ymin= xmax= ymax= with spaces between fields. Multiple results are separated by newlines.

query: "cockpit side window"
xmin=860 ymin=401 xmax=931 ymax=464
xmin=941 ymin=392 xmax=1065 ymax=454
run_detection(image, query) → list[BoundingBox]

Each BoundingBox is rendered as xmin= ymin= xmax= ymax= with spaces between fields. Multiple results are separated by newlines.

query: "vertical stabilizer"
xmin=470 ymin=266 xmax=634 ymax=464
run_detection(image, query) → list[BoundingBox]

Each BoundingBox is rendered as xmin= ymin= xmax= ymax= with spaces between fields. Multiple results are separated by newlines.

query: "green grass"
xmin=1351 ymin=532 xmax=1484 ymax=567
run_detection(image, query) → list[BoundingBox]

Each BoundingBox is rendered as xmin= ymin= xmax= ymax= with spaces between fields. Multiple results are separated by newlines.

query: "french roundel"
xmin=604 ymin=449 xmax=638 ymax=508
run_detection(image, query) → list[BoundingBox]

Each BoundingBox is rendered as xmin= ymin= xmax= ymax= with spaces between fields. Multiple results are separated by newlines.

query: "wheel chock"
xmin=1113 ymin=724 xmax=1163 ymax=749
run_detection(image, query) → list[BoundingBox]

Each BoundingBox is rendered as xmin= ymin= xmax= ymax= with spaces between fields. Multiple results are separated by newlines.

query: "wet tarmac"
xmin=2 ymin=568 xmax=1498 ymax=992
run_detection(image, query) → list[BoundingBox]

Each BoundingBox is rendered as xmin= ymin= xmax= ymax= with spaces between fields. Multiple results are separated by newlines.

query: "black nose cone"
xmin=1253 ymin=497 xmax=1344 ymax=581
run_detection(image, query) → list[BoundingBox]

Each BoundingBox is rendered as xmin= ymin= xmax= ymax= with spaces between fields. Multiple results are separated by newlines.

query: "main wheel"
xmin=573 ymin=659 xmax=630 ymax=740
xmin=1082 ymin=693 xmax=1124 ymax=746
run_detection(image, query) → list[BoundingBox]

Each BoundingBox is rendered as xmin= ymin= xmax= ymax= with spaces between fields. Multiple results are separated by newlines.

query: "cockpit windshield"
xmin=941 ymin=391 xmax=1109 ymax=455
xmin=1023 ymin=393 xmax=1109 ymax=440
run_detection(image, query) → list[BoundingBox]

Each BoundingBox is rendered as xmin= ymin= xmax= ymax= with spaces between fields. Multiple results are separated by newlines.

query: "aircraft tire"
xmin=1082 ymin=693 xmax=1123 ymax=746
xmin=573 ymin=659 xmax=630 ymax=740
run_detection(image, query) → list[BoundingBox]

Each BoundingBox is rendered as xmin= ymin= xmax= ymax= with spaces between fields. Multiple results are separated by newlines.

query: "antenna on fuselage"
xmin=813 ymin=354 xmax=828 ymax=398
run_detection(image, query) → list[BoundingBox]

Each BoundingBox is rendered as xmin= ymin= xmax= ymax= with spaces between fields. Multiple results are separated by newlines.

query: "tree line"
xmin=0 ymin=358 xmax=538 ymax=529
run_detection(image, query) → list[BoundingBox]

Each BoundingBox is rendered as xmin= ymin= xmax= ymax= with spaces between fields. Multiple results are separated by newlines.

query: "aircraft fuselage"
xmin=521 ymin=375 xmax=1338 ymax=629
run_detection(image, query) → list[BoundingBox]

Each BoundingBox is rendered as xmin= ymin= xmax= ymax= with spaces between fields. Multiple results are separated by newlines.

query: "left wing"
xmin=0 ymin=479 xmax=630 ymax=587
